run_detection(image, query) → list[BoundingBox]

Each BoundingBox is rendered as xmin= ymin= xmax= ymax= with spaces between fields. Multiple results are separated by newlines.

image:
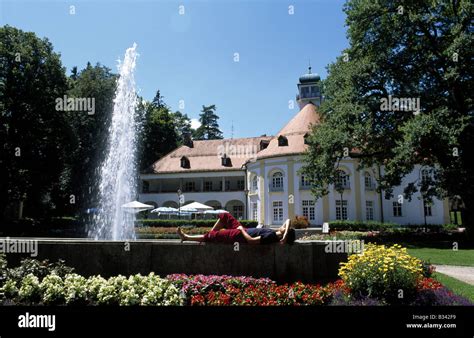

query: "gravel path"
xmin=434 ymin=265 xmax=474 ymax=286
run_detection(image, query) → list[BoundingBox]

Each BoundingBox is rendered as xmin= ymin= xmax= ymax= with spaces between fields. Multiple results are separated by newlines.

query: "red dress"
xmin=203 ymin=213 xmax=245 ymax=243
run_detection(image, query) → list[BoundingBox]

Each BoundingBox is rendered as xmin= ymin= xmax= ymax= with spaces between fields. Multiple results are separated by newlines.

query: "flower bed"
xmin=0 ymin=250 xmax=472 ymax=306
xmin=167 ymin=274 xmax=345 ymax=306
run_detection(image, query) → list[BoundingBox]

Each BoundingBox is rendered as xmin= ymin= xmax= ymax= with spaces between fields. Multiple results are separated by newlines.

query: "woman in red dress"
xmin=177 ymin=213 xmax=295 ymax=245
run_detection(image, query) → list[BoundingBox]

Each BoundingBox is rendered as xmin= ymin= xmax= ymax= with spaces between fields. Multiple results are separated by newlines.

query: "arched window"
xmin=251 ymin=176 xmax=258 ymax=192
xmin=364 ymin=173 xmax=374 ymax=190
xmin=271 ymin=172 xmax=284 ymax=191
xmin=278 ymin=135 xmax=288 ymax=147
xmin=335 ymin=170 xmax=350 ymax=190
xmin=421 ymin=168 xmax=432 ymax=183
xmin=180 ymin=156 xmax=190 ymax=168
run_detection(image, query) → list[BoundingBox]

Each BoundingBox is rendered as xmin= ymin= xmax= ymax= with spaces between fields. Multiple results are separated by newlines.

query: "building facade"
xmin=139 ymin=68 xmax=450 ymax=226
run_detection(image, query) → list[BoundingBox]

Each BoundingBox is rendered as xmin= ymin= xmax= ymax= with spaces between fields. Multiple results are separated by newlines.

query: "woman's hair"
xmin=286 ymin=228 xmax=296 ymax=244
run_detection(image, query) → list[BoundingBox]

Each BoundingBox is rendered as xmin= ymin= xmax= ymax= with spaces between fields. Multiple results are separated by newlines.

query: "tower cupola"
xmin=296 ymin=66 xmax=322 ymax=109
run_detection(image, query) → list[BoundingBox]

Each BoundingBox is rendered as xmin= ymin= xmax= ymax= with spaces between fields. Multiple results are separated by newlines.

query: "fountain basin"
xmin=3 ymin=238 xmax=348 ymax=283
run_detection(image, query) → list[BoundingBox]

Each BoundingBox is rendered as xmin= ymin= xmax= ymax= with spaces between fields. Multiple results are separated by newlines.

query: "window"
xmin=184 ymin=181 xmax=195 ymax=192
xmin=366 ymin=201 xmax=374 ymax=221
xmin=336 ymin=200 xmax=348 ymax=220
xmin=271 ymin=172 xmax=284 ymax=191
xmin=225 ymin=180 xmax=230 ymax=191
xmin=252 ymin=202 xmax=258 ymax=221
xmin=278 ymin=135 xmax=288 ymax=147
xmin=302 ymin=200 xmax=316 ymax=221
xmin=221 ymin=154 xmax=231 ymax=167
xmin=204 ymin=181 xmax=212 ymax=192
xmin=364 ymin=173 xmax=374 ymax=190
xmin=251 ymin=176 xmax=258 ymax=192
xmin=421 ymin=169 xmax=431 ymax=183
xmin=393 ymin=202 xmax=402 ymax=217
xmin=260 ymin=140 xmax=269 ymax=150
xmin=180 ymin=156 xmax=190 ymax=169
xmin=237 ymin=180 xmax=245 ymax=190
xmin=142 ymin=181 xmax=149 ymax=193
xmin=424 ymin=202 xmax=433 ymax=217
xmin=300 ymin=175 xmax=311 ymax=189
xmin=273 ymin=201 xmax=283 ymax=222
xmin=233 ymin=205 xmax=244 ymax=219
xmin=335 ymin=170 xmax=350 ymax=189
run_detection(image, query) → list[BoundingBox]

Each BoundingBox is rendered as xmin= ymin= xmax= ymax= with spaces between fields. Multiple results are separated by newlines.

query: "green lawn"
xmin=406 ymin=247 xmax=474 ymax=267
xmin=433 ymin=272 xmax=474 ymax=302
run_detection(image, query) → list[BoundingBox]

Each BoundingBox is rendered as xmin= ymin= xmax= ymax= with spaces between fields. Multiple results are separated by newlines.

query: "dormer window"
xmin=180 ymin=156 xmax=190 ymax=169
xmin=278 ymin=135 xmax=288 ymax=147
xmin=221 ymin=154 xmax=231 ymax=167
xmin=260 ymin=139 xmax=270 ymax=150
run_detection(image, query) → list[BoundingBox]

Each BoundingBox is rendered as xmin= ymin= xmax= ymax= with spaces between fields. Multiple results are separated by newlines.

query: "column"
xmin=287 ymin=159 xmax=295 ymax=219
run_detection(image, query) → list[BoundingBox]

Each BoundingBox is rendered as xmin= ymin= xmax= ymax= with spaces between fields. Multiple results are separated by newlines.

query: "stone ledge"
xmin=2 ymin=238 xmax=348 ymax=283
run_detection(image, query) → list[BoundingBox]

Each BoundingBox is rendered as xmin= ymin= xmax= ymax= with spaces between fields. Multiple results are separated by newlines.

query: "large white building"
xmin=139 ymin=69 xmax=450 ymax=226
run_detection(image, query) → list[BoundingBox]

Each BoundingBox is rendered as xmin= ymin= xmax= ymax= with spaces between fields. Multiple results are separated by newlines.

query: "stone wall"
xmin=4 ymin=239 xmax=348 ymax=283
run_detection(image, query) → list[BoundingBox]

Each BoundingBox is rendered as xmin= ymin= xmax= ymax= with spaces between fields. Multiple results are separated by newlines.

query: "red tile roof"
xmin=147 ymin=103 xmax=321 ymax=174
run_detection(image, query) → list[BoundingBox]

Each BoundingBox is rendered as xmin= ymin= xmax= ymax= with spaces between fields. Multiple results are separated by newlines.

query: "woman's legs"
xmin=177 ymin=227 xmax=206 ymax=242
xmin=210 ymin=218 xmax=225 ymax=232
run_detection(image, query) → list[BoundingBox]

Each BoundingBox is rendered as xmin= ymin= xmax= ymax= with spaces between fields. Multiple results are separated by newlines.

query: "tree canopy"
xmin=302 ymin=0 xmax=473 ymax=228
xmin=193 ymin=104 xmax=223 ymax=140
xmin=0 ymin=25 xmax=69 ymax=218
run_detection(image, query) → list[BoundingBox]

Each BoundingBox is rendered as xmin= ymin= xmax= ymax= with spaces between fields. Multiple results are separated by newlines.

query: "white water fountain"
xmin=90 ymin=43 xmax=141 ymax=240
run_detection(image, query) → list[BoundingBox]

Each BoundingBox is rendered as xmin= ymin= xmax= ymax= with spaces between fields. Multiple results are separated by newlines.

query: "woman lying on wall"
xmin=177 ymin=212 xmax=296 ymax=245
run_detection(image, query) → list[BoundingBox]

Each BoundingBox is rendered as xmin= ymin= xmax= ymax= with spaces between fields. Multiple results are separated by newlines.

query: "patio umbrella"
xmin=121 ymin=201 xmax=154 ymax=214
xmin=151 ymin=207 xmax=179 ymax=214
xmin=180 ymin=202 xmax=213 ymax=212
xmin=203 ymin=209 xmax=229 ymax=214
xmin=178 ymin=207 xmax=198 ymax=213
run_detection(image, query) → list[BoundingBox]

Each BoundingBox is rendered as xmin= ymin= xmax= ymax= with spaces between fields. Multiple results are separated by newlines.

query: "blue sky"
xmin=1 ymin=0 xmax=348 ymax=138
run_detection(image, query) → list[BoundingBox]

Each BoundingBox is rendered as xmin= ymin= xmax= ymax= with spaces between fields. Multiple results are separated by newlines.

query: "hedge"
xmin=135 ymin=219 xmax=258 ymax=228
xmin=327 ymin=220 xmax=454 ymax=232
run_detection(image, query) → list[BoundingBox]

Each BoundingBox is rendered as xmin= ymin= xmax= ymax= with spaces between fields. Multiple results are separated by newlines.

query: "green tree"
xmin=303 ymin=1 xmax=473 ymax=229
xmin=138 ymin=91 xmax=178 ymax=171
xmin=64 ymin=62 xmax=117 ymax=213
xmin=171 ymin=110 xmax=193 ymax=144
xmin=194 ymin=104 xmax=223 ymax=140
xmin=0 ymin=25 xmax=69 ymax=219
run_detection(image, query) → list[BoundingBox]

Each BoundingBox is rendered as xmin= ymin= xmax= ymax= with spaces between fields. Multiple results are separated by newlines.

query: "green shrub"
xmin=7 ymin=258 xmax=74 ymax=284
xmin=329 ymin=221 xmax=395 ymax=231
xmin=135 ymin=226 xmax=211 ymax=239
xmin=300 ymin=231 xmax=368 ymax=241
xmin=328 ymin=221 xmax=452 ymax=232
xmin=442 ymin=223 xmax=459 ymax=231
xmin=135 ymin=219 xmax=258 ymax=228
